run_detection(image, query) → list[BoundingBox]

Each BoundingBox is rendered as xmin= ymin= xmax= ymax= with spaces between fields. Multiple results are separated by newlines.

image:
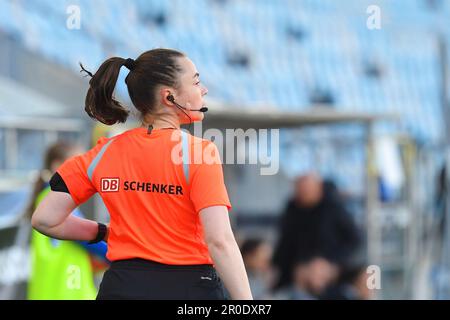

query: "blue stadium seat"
xmin=0 ymin=0 xmax=447 ymax=144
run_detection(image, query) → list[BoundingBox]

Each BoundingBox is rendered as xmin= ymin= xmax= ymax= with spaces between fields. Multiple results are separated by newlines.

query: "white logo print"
xmin=101 ymin=178 xmax=120 ymax=192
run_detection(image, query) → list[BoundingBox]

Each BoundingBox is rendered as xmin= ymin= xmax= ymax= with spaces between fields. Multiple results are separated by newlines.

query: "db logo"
xmin=101 ymin=178 xmax=120 ymax=192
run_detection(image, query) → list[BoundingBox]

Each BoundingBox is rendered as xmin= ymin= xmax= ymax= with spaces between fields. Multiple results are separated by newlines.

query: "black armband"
xmin=49 ymin=172 xmax=70 ymax=194
xmin=89 ymin=223 xmax=108 ymax=244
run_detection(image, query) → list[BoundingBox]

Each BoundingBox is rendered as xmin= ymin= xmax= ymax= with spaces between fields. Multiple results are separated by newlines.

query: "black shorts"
xmin=97 ymin=258 xmax=227 ymax=300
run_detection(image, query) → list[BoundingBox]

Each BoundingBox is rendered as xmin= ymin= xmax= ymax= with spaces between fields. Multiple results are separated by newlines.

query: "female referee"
xmin=31 ymin=48 xmax=252 ymax=300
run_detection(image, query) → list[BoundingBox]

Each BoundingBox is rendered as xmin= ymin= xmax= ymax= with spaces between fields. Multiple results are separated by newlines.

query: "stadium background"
xmin=0 ymin=0 xmax=450 ymax=299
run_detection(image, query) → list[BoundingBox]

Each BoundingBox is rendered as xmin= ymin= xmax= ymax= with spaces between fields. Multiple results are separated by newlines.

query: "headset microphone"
xmin=167 ymin=94 xmax=208 ymax=112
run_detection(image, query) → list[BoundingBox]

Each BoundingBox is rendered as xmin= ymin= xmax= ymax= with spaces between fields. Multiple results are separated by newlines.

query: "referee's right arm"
xmin=200 ymin=205 xmax=253 ymax=300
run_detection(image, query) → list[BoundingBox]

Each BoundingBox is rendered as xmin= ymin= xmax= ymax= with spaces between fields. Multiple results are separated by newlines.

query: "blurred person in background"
xmin=240 ymin=237 xmax=274 ymax=299
xmin=434 ymin=164 xmax=447 ymax=244
xmin=272 ymin=172 xmax=362 ymax=290
xmin=275 ymin=256 xmax=339 ymax=300
xmin=320 ymin=264 xmax=372 ymax=300
xmin=26 ymin=142 xmax=109 ymax=300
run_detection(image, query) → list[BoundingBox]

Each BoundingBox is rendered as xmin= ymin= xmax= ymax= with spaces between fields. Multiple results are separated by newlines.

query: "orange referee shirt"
xmin=57 ymin=127 xmax=231 ymax=265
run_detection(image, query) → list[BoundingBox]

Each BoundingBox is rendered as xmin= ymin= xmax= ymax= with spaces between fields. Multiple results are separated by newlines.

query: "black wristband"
xmin=89 ymin=223 xmax=107 ymax=244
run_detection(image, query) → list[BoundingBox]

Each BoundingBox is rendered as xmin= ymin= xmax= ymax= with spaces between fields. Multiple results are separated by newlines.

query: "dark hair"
xmin=240 ymin=237 xmax=266 ymax=257
xmin=81 ymin=48 xmax=185 ymax=125
xmin=26 ymin=141 xmax=78 ymax=219
xmin=338 ymin=264 xmax=367 ymax=285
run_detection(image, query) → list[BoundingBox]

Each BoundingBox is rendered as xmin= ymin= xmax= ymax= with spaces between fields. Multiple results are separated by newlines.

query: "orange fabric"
xmin=57 ymin=128 xmax=231 ymax=265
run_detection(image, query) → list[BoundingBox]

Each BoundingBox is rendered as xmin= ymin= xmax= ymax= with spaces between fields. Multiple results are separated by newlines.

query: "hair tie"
xmin=124 ymin=58 xmax=136 ymax=71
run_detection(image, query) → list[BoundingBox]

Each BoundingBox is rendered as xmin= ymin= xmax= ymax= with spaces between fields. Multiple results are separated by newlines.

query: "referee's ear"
xmin=160 ymin=88 xmax=176 ymax=108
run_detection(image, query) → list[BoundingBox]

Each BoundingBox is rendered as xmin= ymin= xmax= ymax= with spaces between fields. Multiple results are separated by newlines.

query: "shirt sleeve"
xmin=189 ymin=140 xmax=232 ymax=213
xmin=56 ymin=155 xmax=96 ymax=205
xmin=56 ymin=137 xmax=109 ymax=205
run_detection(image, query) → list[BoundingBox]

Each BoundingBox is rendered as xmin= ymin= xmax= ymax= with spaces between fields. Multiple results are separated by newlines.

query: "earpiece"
xmin=167 ymin=94 xmax=175 ymax=102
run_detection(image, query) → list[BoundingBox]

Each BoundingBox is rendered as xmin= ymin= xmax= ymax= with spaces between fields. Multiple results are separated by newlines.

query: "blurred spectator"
xmin=241 ymin=237 xmax=274 ymax=299
xmin=275 ymin=256 xmax=339 ymax=300
xmin=435 ymin=164 xmax=447 ymax=241
xmin=320 ymin=264 xmax=372 ymax=300
xmin=272 ymin=173 xmax=362 ymax=290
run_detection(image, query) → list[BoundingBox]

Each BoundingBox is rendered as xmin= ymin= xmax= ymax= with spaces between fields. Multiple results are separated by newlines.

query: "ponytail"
xmin=81 ymin=58 xmax=130 ymax=125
